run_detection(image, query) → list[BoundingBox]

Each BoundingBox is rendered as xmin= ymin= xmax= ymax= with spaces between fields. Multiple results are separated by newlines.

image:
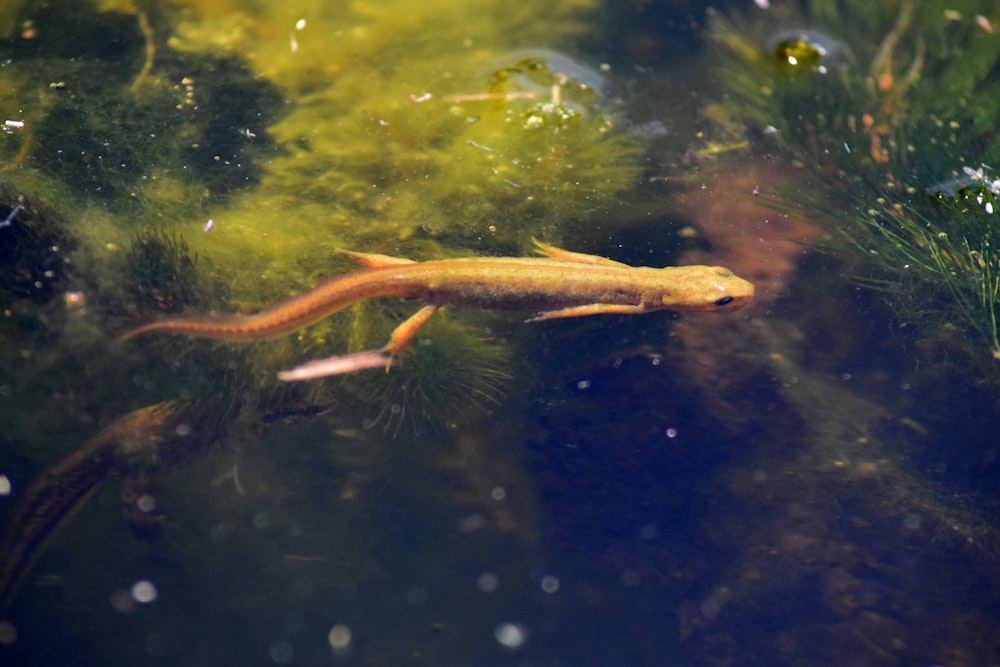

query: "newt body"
xmin=121 ymin=240 xmax=754 ymax=379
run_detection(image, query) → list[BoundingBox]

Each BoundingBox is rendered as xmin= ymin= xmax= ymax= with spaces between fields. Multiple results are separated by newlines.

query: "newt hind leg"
xmin=278 ymin=301 xmax=442 ymax=381
xmin=383 ymin=303 xmax=440 ymax=358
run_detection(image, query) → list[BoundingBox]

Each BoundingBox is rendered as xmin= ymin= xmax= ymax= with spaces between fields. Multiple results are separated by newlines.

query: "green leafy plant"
xmin=710 ymin=0 xmax=1000 ymax=356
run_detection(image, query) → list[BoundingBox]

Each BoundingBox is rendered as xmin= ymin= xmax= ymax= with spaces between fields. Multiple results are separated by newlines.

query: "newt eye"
xmin=714 ymin=296 xmax=734 ymax=306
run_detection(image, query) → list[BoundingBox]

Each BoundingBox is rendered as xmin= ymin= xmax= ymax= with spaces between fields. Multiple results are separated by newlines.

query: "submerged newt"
xmin=121 ymin=240 xmax=754 ymax=379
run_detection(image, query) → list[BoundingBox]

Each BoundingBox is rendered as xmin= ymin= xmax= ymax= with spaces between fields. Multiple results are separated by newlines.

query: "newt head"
xmin=655 ymin=265 xmax=755 ymax=312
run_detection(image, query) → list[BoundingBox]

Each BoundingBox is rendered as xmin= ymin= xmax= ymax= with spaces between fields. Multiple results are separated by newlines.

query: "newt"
xmin=0 ymin=399 xmax=222 ymax=612
xmin=120 ymin=239 xmax=754 ymax=380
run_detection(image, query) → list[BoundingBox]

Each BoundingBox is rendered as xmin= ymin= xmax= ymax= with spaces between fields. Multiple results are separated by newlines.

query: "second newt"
xmin=121 ymin=240 xmax=754 ymax=379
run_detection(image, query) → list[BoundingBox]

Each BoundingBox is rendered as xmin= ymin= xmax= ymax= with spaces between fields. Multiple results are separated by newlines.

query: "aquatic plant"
xmin=345 ymin=310 xmax=511 ymax=436
xmin=122 ymin=229 xmax=205 ymax=315
xmin=856 ymin=175 xmax=1000 ymax=355
xmin=0 ymin=181 xmax=73 ymax=304
xmin=164 ymin=0 xmax=642 ymax=289
xmin=709 ymin=1 xmax=1000 ymax=356
xmin=0 ymin=0 xmax=284 ymax=212
xmin=4 ymin=0 xmax=645 ymax=414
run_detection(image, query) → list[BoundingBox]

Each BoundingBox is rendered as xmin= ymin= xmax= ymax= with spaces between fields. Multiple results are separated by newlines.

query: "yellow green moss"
xmin=3 ymin=0 xmax=645 ymax=399
xmin=163 ymin=0 xmax=643 ymax=309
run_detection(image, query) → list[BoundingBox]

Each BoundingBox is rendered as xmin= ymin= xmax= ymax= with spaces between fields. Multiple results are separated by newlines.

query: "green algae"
xmin=1 ymin=0 xmax=646 ymax=419
xmin=346 ymin=312 xmax=511 ymax=435
xmin=709 ymin=0 xmax=1000 ymax=357
xmin=0 ymin=2 xmax=284 ymax=215
xmin=121 ymin=229 xmax=208 ymax=315
xmin=164 ymin=0 xmax=642 ymax=299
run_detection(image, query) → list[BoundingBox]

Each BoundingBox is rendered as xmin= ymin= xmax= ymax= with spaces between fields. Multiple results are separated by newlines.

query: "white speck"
xmin=204 ymin=219 xmax=214 ymax=232
xmin=328 ymin=624 xmax=352 ymax=651
xmin=4 ymin=120 xmax=24 ymax=129
xmin=665 ymin=427 xmax=678 ymax=438
xmin=540 ymin=575 xmax=560 ymax=593
xmin=136 ymin=494 xmax=157 ymax=513
xmin=478 ymin=572 xmax=498 ymax=593
xmin=130 ymin=580 xmax=158 ymax=603
xmin=495 ymin=622 xmax=528 ymax=650
xmin=295 ymin=18 xmax=307 ymax=31
xmin=0 ymin=475 xmax=10 ymax=496
xmin=491 ymin=486 xmax=506 ymax=501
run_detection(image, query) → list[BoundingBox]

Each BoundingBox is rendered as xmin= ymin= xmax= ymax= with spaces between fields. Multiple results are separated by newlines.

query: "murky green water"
xmin=2 ymin=1 xmax=1000 ymax=665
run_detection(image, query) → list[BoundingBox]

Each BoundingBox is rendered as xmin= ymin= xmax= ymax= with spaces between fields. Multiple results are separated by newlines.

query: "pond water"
xmin=2 ymin=1 xmax=999 ymax=666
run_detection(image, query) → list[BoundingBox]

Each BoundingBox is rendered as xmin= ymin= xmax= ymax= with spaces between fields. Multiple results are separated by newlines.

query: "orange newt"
xmin=121 ymin=240 xmax=754 ymax=380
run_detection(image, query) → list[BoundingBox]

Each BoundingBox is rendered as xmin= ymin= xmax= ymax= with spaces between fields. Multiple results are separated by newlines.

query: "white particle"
xmin=494 ymin=622 xmax=528 ymax=650
xmin=136 ymin=494 xmax=157 ymax=512
xmin=327 ymin=624 xmax=352 ymax=651
xmin=477 ymin=572 xmax=498 ymax=593
xmin=130 ymin=579 xmax=158 ymax=604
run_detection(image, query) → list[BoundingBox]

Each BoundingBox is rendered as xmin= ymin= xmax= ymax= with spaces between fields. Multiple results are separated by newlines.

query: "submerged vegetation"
xmin=348 ymin=314 xmax=511 ymax=436
xmin=0 ymin=1 xmax=284 ymax=212
xmin=123 ymin=229 xmax=203 ymax=316
xmin=165 ymin=0 xmax=642 ymax=295
xmin=710 ymin=0 xmax=1000 ymax=356
xmin=0 ymin=0 xmax=645 ymax=420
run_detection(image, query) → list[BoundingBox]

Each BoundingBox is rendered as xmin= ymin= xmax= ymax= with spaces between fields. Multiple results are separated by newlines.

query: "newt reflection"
xmin=0 ymin=400 xmax=222 ymax=612
xmin=122 ymin=240 xmax=754 ymax=379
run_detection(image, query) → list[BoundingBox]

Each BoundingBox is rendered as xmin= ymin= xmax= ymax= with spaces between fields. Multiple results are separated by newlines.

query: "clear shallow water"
xmin=2 ymin=2 xmax=1000 ymax=666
